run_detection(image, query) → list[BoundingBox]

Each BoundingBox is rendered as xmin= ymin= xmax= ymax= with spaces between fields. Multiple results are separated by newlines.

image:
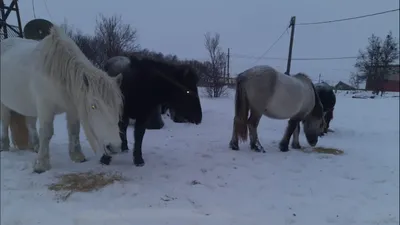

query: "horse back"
xmin=316 ymin=85 xmax=336 ymax=112
xmin=1 ymin=38 xmax=67 ymax=116
xmin=1 ymin=38 xmax=41 ymax=116
xmin=260 ymin=71 xmax=314 ymax=119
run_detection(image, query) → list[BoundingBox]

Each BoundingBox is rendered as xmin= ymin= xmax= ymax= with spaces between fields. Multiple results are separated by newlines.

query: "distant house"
xmin=365 ymin=65 xmax=400 ymax=92
xmin=334 ymin=81 xmax=356 ymax=91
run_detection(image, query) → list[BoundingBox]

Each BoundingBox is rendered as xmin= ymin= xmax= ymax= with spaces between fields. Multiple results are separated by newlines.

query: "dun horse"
xmin=315 ymin=82 xmax=336 ymax=135
xmin=0 ymin=25 xmax=123 ymax=173
xmin=229 ymin=65 xmax=325 ymax=152
xmin=103 ymin=56 xmax=202 ymax=166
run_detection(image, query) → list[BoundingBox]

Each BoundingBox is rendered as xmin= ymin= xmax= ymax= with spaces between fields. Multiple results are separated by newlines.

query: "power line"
xmin=31 ymin=0 xmax=36 ymax=19
xmin=252 ymin=25 xmax=289 ymax=64
xmin=231 ymin=53 xmax=358 ymax=61
xmin=43 ymin=0 xmax=53 ymax=20
xmin=297 ymin=8 xmax=400 ymax=26
xmin=291 ymin=56 xmax=358 ymax=61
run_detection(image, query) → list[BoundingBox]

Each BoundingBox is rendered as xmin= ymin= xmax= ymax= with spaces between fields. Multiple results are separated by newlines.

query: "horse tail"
xmin=9 ymin=111 xmax=30 ymax=150
xmin=233 ymin=77 xmax=249 ymax=142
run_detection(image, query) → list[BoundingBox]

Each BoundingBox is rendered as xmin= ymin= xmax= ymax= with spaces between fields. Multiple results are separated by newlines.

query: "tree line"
xmin=351 ymin=30 xmax=399 ymax=95
xmin=61 ymin=14 xmax=228 ymax=98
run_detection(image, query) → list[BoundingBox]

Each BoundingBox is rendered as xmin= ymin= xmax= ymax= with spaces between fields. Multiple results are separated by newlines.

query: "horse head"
xmin=165 ymin=65 xmax=202 ymax=125
xmin=79 ymin=72 xmax=124 ymax=154
xmin=299 ymin=75 xmax=325 ymax=146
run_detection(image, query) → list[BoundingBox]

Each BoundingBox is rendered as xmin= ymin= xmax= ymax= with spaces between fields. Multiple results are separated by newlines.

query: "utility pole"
xmin=285 ymin=16 xmax=296 ymax=76
xmin=226 ymin=48 xmax=230 ymax=84
xmin=226 ymin=48 xmax=231 ymax=78
xmin=318 ymin=73 xmax=322 ymax=83
xmin=0 ymin=0 xmax=23 ymax=39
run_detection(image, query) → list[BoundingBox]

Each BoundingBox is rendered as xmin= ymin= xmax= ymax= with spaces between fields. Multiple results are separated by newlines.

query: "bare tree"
xmin=204 ymin=32 xmax=227 ymax=98
xmin=349 ymin=72 xmax=362 ymax=90
xmin=59 ymin=20 xmax=101 ymax=67
xmin=94 ymin=14 xmax=140 ymax=67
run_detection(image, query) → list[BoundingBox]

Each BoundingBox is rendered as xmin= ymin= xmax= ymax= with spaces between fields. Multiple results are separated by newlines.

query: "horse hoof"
xmin=33 ymin=169 xmax=46 ymax=174
xmin=100 ymin=154 xmax=112 ymax=165
xmin=252 ymin=148 xmax=266 ymax=153
xmin=229 ymin=142 xmax=239 ymax=151
xmin=250 ymin=144 xmax=265 ymax=153
xmin=280 ymin=148 xmax=289 ymax=152
xmin=80 ymin=158 xmax=88 ymax=163
xmin=33 ymin=160 xmax=51 ymax=173
xmin=0 ymin=140 xmax=10 ymax=151
xmin=279 ymin=143 xmax=290 ymax=152
xmin=291 ymin=143 xmax=301 ymax=149
xmin=134 ymin=158 xmax=145 ymax=167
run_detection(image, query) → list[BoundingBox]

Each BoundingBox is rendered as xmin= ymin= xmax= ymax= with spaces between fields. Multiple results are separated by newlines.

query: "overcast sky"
xmin=7 ymin=0 xmax=400 ymax=84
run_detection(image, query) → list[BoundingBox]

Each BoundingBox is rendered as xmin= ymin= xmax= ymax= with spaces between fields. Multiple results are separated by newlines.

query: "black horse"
xmin=315 ymin=82 xmax=336 ymax=135
xmin=102 ymin=56 xmax=202 ymax=166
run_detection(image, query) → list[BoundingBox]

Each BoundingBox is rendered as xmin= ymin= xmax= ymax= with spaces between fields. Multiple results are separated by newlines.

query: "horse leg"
xmin=66 ymin=112 xmax=87 ymax=163
xmin=0 ymin=103 xmax=11 ymax=151
xmin=119 ymin=115 xmax=129 ymax=152
xmin=248 ymin=109 xmax=264 ymax=153
xmin=229 ymin=119 xmax=240 ymax=150
xmin=133 ymin=118 xmax=146 ymax=166
xmin=291 ymin=124 xmax=302 ymax=149
xmin=324 ymin=110 xmax=333 ymax=133
xmin=33 ymin=110 xmax=55 ymax=173
xmin=26 ymin=116 xmax=39 ymax=152
xmin=279 ymin=119 xmax=300 ymax=152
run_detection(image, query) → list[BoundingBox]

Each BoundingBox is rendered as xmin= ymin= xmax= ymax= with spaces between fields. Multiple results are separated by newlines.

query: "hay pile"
xmin=48 ymin=171 xmax=126 ymax=193
xmin=312 ymin=147 xmax=344 ymax=155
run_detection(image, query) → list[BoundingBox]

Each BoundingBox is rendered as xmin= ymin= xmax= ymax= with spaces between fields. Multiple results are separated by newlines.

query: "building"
xmin=334 ymin=81 xmax=356 ymax=91
xmin=365 ymin=65 xmax=400 ymax=92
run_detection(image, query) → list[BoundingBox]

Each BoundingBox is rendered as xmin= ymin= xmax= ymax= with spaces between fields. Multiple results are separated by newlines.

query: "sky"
xmin=6 ymin=0 xmax=400 ymax=84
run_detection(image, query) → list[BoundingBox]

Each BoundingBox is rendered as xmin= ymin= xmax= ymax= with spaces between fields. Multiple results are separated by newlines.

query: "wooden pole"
xmin=227 ymin=48 xmax=230 ymax=78
xmin=285 ymin=16 xmax=296 ymax=75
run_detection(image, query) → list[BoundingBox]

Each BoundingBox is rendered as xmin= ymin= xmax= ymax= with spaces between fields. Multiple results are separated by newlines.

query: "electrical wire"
xmin=252 ymin=25 xmax=290 ymax=64
xmin=297 ymin=8 xmax=399 ymax=26
xmin=231 ymin=54 xmax=358 ymax=61
xmin=31 ymin=0 xmax=36 ymax=19
xmin=43 ymin=0 xmax=53 ymax=20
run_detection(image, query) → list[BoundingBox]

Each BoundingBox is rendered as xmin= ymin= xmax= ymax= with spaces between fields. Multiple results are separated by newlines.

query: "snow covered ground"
xmin=1 ymin=89 xmax=399 ymax=225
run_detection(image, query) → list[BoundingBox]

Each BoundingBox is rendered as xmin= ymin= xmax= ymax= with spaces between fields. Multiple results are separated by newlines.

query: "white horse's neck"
xmin=35 ymin=25 xmax=123 ymax=117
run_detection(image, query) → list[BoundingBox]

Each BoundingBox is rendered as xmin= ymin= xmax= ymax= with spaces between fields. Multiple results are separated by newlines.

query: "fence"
xmin=0 ymin=24 xmax=21 ymax=40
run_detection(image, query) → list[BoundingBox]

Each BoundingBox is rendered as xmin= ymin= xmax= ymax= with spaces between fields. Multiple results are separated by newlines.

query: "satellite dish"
xmin=23 ymin=18 xmax=53 ymax=40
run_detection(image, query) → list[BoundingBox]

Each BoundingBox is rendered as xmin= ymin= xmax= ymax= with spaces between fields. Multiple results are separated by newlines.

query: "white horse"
xmin=0 ymin=25 xmax=124 ymax=173
xmin=229 ymin=65 xmax=325 ymax=152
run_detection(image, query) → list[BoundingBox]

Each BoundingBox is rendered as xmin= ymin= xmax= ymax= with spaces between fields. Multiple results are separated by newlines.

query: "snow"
xmin=1 ymin=89 xmax=399 ymax=225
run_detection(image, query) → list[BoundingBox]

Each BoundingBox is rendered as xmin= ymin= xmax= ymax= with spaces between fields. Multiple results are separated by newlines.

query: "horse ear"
xmin=114 ymin=73 xmax=123 ymax=86
xmin=83 ymin=74 xmax=89 ymax=88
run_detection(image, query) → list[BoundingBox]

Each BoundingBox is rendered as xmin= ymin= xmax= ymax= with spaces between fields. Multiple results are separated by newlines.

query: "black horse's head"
xmin=302 ymin=84 xmax=325 ymax=146
xmin=127 ymin=57 xmax=202 ymax=124
xmin=315 ymin=83 xmax=336 ymax=135
xmin=164 ymin=65 xmax=202 ymax=124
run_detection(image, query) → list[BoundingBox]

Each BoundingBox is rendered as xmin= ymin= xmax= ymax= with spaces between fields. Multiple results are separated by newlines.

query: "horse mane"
xmin=294 ymin=73 xmax=324 ymax=118
xmin=129 ymin=56 xmax=199 ymax=84
xmin=36 ymin=25 xmax=123 ymax=118
xmin=293 ymin=72 xmax=312 ymax=82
